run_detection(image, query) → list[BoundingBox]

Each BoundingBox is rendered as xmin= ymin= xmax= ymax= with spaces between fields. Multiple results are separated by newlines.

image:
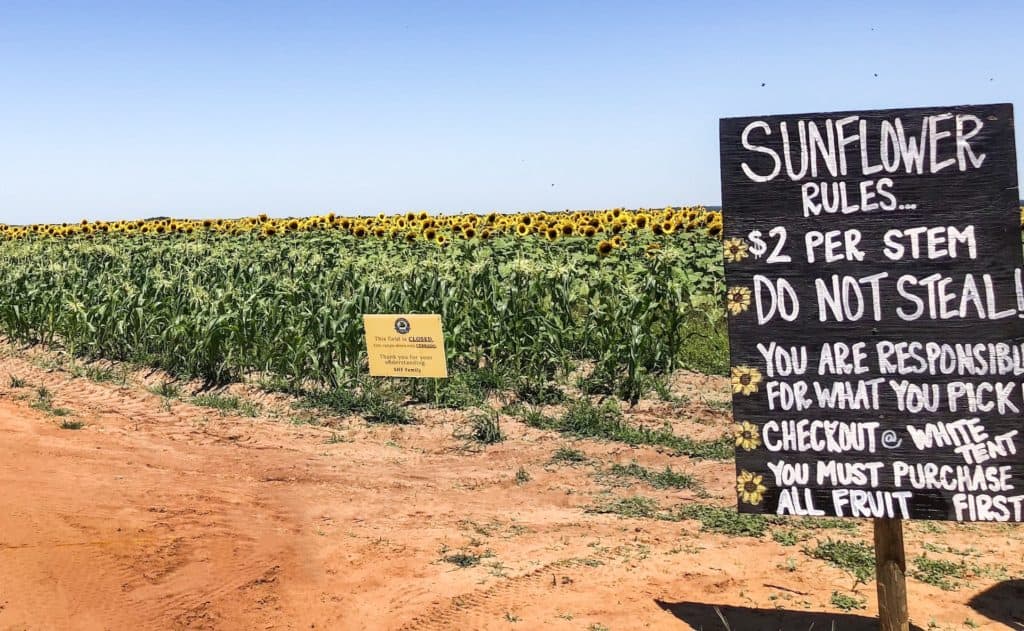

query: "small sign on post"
xmin=719 ymin=103 xmax=1021 ymax=629
xmin=363 ymin=314 xmax=448 ymax=378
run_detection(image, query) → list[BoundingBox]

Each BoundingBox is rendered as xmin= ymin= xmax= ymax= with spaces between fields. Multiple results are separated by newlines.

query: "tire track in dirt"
xmin=104 ymin=479 xmax=300 ymax=630
xmin=2 ymin=342 xmax=1022 ymax=630
xmin=0 ymin=349 xmax=306 ymax=449
xmin=0 ymin=348 xmax=320 ymax=629
xmin=396 ymin=557 xmax=603 ymax=630
xmin=0 ymin=426 xmax=172 ymax=630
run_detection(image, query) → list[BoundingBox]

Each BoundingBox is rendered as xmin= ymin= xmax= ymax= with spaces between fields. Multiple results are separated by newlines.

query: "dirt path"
xmin=0 ymin=348 xmax=1020 ymax=630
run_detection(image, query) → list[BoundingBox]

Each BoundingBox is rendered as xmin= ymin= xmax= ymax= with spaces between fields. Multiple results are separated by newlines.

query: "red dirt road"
xmin=0 ymin=348 xmax=1020 ymax=630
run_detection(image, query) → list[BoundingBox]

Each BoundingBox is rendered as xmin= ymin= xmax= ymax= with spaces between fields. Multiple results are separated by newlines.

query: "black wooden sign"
xmin=720 ymin=103 xmax=1023 ymax=521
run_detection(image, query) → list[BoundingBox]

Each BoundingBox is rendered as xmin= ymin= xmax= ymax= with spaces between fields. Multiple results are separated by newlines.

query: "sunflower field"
xmin=0 ymin=206 xmax=728 ymax=402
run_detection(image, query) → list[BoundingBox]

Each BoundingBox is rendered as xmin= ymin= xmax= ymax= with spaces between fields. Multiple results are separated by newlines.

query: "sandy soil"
xmin=0 ymin=345 xmax=1020 ymax=631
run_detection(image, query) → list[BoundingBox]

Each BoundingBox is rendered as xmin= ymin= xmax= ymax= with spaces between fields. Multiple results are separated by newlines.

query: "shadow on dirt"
xmin=654 ymin=600 xmax=927 ymax=630
xmin=968 ymin=579 xmax=1024 ymax=630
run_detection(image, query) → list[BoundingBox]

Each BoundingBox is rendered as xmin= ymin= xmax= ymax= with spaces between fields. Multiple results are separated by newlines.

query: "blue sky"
xmin=1 ymin=0 xmax=1021 ymax=224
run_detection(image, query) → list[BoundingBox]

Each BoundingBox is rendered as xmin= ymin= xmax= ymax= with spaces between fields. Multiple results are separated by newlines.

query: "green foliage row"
xmin=0 ymin=230 xmax=728 ymax=397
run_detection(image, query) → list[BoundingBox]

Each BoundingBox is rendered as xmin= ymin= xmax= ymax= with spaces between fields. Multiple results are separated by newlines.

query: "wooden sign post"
xmin=719 ymin=104 xmax=1022 ymax=629
xmin=874 ymin=518 xmax=909 ymax=631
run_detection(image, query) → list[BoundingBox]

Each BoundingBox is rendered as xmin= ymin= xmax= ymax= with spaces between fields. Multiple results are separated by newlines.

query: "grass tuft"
xmin=299 ymin=383 xmax=413 ymax=425
xmin=409 ymin=372 xmax=487 ymax=410
xmin=604 ymin=461 xmax=702 ymax=491
xmin=674 ymin=504 xmax=773 ymax=537
xmin=911 ymin=554 xmax=965 ymax=591
xmin=514 ymin=376 xmax=565 ymax=405
xmin=514 ymin=467 xmax=531 ymax=485
xmin=516 ymin=398 xmax=732 ymax=460
xmin=830 ymin=590 xmax=866 ymax=611
xmin=805 ymin=538 xmax=875 ymax=585
xmin=772 ymin=529 xmax=799 ymax=546
xmin=462 ymin=407 xmax=504 ymax=444
xmin=192 ymin=393 xmax=261 ymax=417
xmin=30 ymin=386 xmax=72 ymax=416
xmin=587 ymin=495 xmax=661 ymax=519
xmin=325 ymin=432 xmax=348 ymax=444
xmin=147 ymin=380 xmax=181 ymax=399
xmin=443 ymin=552 xmax=483 ymax=568
xmin=549 ymin=446 xmax=588 ymax=465
xmin=439 ymin=543 xmax=494 ymax=569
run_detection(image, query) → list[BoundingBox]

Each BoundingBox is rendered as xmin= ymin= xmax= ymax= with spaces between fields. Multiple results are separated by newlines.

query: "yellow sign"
xmin=363 ymin=314 xmax=448 ymax=378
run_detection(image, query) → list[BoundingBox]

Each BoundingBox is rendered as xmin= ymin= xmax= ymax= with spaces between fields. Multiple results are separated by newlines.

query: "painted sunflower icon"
xmin=734 ymin=421 xmax=761 ymax=451
xmin=723 ymin=238 xmax=749 ymax=263
xmin=736 ymin=470 xmax=767 ymax=505
xmin=726 ymin=286 xmax=752 ymax=315
xmin=730 ymin=365 xmax=763 ymax=396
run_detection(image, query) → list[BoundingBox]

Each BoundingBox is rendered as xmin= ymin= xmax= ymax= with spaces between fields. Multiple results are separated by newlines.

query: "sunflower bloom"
xmin=731 ymin=365 xmax=762 ymax=396
xmin=734 ymin=421 xmax=761 ymax=451
xmin=723 ymin=238 xmax=749 ymax=263
xmin=736 ymin=470 xmax=767 ymax=505
xmin=726 ymin=286 xmax=752 ymax=315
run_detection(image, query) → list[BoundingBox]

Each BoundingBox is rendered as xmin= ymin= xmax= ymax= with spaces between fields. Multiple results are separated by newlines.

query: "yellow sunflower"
xmin=731 ymin=365 xmax=762 ymax=396
xmin=736 ymin=470 xmax=767 ymax=505
xmin=726 ymin=286 xmax=751 ymax=315
xmin=734 ymin=421 xmax=761 ymax=451
xmin=723 ymin=238 xmax=749 ymax=263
